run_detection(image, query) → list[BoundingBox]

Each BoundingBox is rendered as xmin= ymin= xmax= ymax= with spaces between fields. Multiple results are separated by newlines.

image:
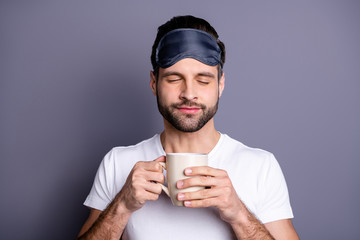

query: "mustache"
xmin=171 ymin=100 xmax=206 ymax=109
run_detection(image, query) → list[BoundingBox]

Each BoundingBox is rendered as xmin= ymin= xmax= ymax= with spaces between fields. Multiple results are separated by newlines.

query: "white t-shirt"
xmin=84 ymin=133 xmax=294 ymax=239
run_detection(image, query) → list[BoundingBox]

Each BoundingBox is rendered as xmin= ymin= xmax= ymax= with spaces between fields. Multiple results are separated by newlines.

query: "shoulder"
xmin=220 ymin=134 xmax=275 ymax=163
xmin=215 ymin=134 xmax=281 ymax=179
xmin=110 ymin=134 xmax=159 ymax=155
xmin=102 ymin=134 xmax=162 ymax=167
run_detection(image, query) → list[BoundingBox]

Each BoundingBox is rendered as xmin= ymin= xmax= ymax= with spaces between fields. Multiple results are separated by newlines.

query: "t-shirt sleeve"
xmin=257 ymin=153 xmax=294 ymax=224
xmin=83 ymin=150 xmax=115 ymax=211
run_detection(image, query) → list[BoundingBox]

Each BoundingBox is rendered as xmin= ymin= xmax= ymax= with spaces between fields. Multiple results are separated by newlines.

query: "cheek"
xmin=158 ymin=86 xmax=177 ymax=103
xmin=203 ymin=88 xmax=219 ymax=103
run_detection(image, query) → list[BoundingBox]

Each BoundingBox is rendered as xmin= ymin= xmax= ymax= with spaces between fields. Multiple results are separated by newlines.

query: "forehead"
xmin=159 ymin=58 xmax=218 ymax=76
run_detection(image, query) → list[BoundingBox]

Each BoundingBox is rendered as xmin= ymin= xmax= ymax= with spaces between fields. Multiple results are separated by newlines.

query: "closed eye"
xmin=167 ymin=78 xmax=182 ymax=83
xmin=197 ymin=80 xmax=210 ymax=85
xmin=161 ymin=71 xmax=183 ymax=83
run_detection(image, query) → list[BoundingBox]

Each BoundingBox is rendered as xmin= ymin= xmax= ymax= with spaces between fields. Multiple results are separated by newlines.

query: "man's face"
xmin=151 ymin=58 xmax=225 ymax=132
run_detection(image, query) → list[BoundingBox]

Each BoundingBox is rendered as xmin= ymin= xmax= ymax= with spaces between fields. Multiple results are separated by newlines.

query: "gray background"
xmin=1 ymin=1 xmax=359 ymax=239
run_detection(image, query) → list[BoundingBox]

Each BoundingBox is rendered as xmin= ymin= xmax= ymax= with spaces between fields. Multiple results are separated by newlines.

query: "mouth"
xmin=177 ymin=107 xmax=201 ymax=114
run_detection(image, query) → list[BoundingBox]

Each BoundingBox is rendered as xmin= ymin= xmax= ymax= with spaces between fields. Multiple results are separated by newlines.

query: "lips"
xmin=177 ymin=107 xmax=201 ymax=114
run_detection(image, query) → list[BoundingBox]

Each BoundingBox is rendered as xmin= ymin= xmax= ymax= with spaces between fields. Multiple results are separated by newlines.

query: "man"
xmin=77 ymin=15 xmax=299 ymax=239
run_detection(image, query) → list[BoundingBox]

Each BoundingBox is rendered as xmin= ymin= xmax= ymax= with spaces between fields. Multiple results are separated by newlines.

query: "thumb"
xmin=154 ymin=155 xmax=166 ymax=162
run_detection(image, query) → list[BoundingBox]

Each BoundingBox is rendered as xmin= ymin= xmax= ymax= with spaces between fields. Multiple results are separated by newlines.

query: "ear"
xmin=219 ymin=72 xmax=225 ymax=98
xmin=150 ymin=71 xmax=157 ymax=96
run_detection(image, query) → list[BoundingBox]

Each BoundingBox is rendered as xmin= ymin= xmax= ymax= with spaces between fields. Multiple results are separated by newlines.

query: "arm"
xmin=177 ymin=167 xmax=299 ymax=239
xmin=76 ymin=198 xmax=131 ymax=240
xmin=230 ymin=214 xmax=299 ymax=239
xmin=264 ymin=219 xmax=299 ymax=240
xmin=76 ymin=156 xmax=165 ymax=240
xmin=77 ymin=208 xmax=102 ymax=238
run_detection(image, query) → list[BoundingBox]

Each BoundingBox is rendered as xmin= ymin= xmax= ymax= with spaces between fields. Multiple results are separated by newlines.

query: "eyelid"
xmin=198 ymin=81 xmax=209 ymax=85
xmin=166 ymin=77 xmax=182 ymax=82
xmin=197 ymin=79 xmax=210 ymax=84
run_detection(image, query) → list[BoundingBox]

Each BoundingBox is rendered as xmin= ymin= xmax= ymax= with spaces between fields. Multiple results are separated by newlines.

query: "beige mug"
xmin=159 ymin=153 xmax=208 ymax=207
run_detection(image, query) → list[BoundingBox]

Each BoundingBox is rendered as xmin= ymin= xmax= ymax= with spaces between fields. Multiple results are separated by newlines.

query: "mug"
xmin=159 ymin=153 xmax=208 ymax=207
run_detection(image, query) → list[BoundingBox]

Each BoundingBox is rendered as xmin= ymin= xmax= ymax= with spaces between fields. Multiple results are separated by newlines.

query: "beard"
xmin=156 ymin=94 xmax=219 ymax=133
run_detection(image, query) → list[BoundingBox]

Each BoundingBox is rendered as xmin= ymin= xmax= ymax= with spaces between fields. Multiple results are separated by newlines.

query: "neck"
xmin=160 ymin=119 xmax=220 ymax=154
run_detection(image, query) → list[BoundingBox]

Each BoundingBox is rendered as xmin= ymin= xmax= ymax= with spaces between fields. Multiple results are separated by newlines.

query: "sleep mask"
xmin=155 ymin=28 xmax=222 ymax=68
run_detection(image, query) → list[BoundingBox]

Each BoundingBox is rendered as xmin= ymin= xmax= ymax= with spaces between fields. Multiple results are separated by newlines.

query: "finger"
xmin=138 ymin=160 xmax=163 ymax=172
xmin=140 ymin=189 xmax=161 ymax=201
xmin=143 ymin=171 xmax=165 ymax=184
xmin=183 ymin=198 xmax=216 ymax=208
xmin=154 ymin=155 xmax=166 ymax=162
xmin=147 ymin=156 xmax=165 ymax=171
xmin=184 ymin=166 xmax=228 ymax=177
xmin=177 ymin=187 xmax=223 ymax=201
xmin=177 ymin=175 xmax=218 ymax=189
xmin=143 ymin=181 xmax=163 ymax=195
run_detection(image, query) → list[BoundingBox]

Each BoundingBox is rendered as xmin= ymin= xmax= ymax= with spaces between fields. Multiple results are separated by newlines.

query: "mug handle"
xmin=158 ymin=162 xmax=170 ymax=197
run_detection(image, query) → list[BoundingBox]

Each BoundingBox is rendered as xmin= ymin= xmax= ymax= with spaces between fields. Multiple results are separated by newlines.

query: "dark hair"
xmin=151 ymin=15 xmax=226 ymax=79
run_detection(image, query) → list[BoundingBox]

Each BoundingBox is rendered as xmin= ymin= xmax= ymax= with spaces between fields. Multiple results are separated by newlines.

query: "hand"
xmin=116 ymin=156 xmax=165 ymax=214
xmin=176 ymin=166 xmax=243 ymax=224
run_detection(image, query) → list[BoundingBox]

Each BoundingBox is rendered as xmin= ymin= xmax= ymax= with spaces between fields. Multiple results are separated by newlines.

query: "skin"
xmin=77 ymin=58 xmax=299 ymax=239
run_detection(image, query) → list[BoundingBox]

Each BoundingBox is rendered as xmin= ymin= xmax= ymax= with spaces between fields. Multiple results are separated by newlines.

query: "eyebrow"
xmin=197 ymin=72 xmax=216 ymax=79
xmin=160 ymin=71 xmax=216 ymax=79
xmin=160 ymin=71 xmax=183 ymax=78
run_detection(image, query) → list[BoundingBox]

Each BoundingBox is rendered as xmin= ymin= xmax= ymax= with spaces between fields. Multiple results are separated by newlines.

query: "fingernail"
xmin=185 ymin=168 xmax=192 ymax=175
xmin=184 ymin=201 xmax=191 ymax=207
xmin=177 ymin=180 xmax=183 ymax=188
xmin=178 ymin=193 xmax=184 ymax=200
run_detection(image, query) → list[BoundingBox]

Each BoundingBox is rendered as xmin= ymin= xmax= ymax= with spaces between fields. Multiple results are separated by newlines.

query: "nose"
xmin=179 ymin=80 xmax=197 ymax=101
